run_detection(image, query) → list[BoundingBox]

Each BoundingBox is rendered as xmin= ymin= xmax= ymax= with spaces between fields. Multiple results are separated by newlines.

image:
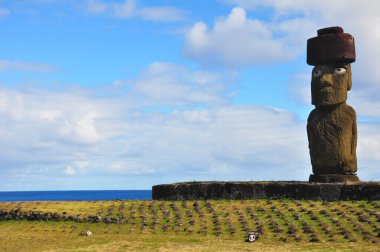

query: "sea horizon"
xmin=0 ymin=190 xmax=152 ymax=202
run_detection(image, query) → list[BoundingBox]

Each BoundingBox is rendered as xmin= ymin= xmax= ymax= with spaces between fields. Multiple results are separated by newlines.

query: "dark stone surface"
xmin=307 ymin=66 xmax=357 ymax=175
xmin=307 ymin=26 xmax=355 ymax=65
xmin=152 ymin=181 xmax=380 ymax=201
xmin=307 ymin=26 xmax=358 ymax=181
xmin=309 ymin=174 xmax=359 ymax=183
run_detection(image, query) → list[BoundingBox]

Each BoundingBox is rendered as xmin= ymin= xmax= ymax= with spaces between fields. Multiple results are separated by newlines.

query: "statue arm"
xmin=306 ymin=110 xmax=316 ymax=147
xmin=351 ymin=115 xmax=357 ymax=156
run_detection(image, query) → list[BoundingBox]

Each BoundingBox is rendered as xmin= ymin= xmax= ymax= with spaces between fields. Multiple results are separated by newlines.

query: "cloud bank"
xmin=0 ymin=63 xmax=309 ymax=190
xmin=85 ymin=0 xmax=185 ymax=21
xmin=184 ymin=7 xmax=297 ymax=67
xmin=0 ymin=60 xmax=58 ymax=72
xmin=2 ymin=1 xmax=380 ymax=190
xmin=1 ymin=61 xmax=380 ymax=190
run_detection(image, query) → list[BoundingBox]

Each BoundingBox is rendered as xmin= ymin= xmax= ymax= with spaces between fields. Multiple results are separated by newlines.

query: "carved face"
xmin=311 ymin=64 xmax=352 ymax=107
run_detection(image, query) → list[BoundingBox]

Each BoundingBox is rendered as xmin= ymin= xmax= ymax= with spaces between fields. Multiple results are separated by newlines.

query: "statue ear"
xmin=347 ymin=78 xmax=352 ymax=90
xmin=346 ymin=64 xmax=352 ymax=91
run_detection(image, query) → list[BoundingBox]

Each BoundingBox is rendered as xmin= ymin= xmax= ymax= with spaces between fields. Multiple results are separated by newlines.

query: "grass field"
xmin=0 ymin=200 xmax=379 ymax=251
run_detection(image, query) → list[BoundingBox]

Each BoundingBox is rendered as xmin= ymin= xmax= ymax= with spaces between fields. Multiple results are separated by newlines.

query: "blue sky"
xmin=1 ymin=0 xmax=380 ymax=191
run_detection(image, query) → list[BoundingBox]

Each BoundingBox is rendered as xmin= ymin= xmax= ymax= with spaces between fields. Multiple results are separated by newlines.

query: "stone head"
xmin=311 ymin=63 xmax=352 ymax=107
xmin=307 ymin=26 xmax=355 ymax=107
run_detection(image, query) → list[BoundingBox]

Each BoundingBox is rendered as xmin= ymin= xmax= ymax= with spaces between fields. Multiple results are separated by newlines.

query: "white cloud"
xmin=85 ymin=0 xmax=184 ymax=21
xmin=30 ymin=0 xmax=59 ymax=3
xmin=0 ymin=64 xmax=306 ymax=189
xmin=0 ymin=87 xmax=107 ymax=145
xmin=120 ymin=62 xmax=234 ymax=106
xmin=59 ymin=112 xmax=103 ymax=144
xmin=217 ymin=1 xmax=380 ymax=121
xmin=1 ymin=59 xmax=380 ymax=190
xmin=111 ymin=0 xmax=136 ymax=18
xmin=226 ymin=0 xmax=380 ymax=74
xmin=186 ymin=0 xmax=380 ymax=90
xmin=357 ymin=123 xmax=380 ymax=180
xmin=63 ymin=166 xmax=76 ymax=176
xmin=185 ymin=7 xmax=296 ymax=67
xmin=85 ymin=0 xmax=108 ymax=14
xmin=105 ymin=161 xmax=155 ymax=174
xmin=74 ymin=160 xmax=90 ymax=169
xmin=138 ymin=6 xmax=183 ymax=21
xmin=1 ymin=84 xmax=379 ymax=190
xmin=0 ymin=8 xmax=9 ymax=17
xmin=351 ymin=92 xmax=380 ymax=119
xmin=289 ymin=73 xmax=312 ymax=106
xmin=0 ymin=59 xmax=57 ymax=72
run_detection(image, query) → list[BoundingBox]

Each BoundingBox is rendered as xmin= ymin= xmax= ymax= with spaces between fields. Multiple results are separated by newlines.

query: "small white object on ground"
xmin=80 ymin=230 xmax=93 ymax=236
xmin=246 ymin=231 xmax=260 ymax=242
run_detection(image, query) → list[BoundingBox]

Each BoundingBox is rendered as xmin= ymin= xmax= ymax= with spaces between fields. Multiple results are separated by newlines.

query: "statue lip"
xmin=319 ymin=86 xmax=332 ymax=92
xmin=314 ymin=83 xmax=333 ymax=92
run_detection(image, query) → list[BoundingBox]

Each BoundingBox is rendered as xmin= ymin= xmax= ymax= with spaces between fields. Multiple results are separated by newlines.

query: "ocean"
xmin=0 ymin=190 xmax=152 ymax=202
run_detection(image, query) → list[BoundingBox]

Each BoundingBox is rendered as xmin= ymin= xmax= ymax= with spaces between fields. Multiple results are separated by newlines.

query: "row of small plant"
xmin=0 ymin=200 xmax=379 ymax=242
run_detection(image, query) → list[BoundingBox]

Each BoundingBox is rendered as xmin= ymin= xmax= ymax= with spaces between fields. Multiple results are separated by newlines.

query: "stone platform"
xmin=152 ymin=181 xmax=380 ymax=201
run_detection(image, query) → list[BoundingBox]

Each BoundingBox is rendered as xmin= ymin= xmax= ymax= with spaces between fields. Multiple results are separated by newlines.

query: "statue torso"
xmin=307 ymin=103 xmax=357 ymax=174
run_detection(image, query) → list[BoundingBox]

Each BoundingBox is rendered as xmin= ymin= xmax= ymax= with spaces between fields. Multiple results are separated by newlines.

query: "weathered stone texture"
xmin=152 ymin=181 xmax=380 ymax=201
xmin=307 ymin=103 xmax=357 ymax=174
xmin=309 ymin=174 xmax=359 ymax=183
xmin=311 ymin=64 xmax=352 ymax=107
xmin=307 ymin=27 xmax=358 ymax=182
xmin=307 ymin=26 xmax=356 ymax=65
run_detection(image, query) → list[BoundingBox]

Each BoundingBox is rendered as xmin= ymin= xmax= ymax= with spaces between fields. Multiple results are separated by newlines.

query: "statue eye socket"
xmin=334 ymin=67 xmax=346 ymax=74
xmin=313 ymin=69 xmax=322 ymax=77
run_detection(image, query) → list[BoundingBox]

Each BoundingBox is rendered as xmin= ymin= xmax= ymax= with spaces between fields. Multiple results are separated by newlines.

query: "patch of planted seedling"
xmin=169 ymin=202 xmax=183 ymax=233
xmin=192 ymin=201 xmax=208 ymax=235
xmin=180 ymin=201 xmax=195 ymax=235
xmin=138 ymin=201 xmax=148 ymax=231
xmin=148 ymin=201 xmax=159 ymax=232
xmin=0 ymin=200 xmax=379 ymax=243
xmin=223 ymin=213 xmax=237 ymax=236
xmin=158 ymin=202 xmax=171 ymax=233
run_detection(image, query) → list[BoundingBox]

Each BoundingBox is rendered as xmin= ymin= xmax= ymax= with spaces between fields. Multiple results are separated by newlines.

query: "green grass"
xmin=0 ymin=200 xmax=379 ymax=251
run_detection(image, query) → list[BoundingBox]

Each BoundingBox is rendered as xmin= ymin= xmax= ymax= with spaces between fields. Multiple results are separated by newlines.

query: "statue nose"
xmin=320 ymin=74 xmax=333 ymax=85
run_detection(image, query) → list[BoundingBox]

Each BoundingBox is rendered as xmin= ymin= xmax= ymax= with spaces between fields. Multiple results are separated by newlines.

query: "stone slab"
xmin=309 ymin=174 xmax=359 ymax=183
xmin=152 ymin=181 xmax=380 ymax=201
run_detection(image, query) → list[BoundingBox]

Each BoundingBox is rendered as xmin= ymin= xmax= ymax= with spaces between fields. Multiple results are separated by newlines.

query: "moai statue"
xmin=306 ymin=26 xmax=359 ymax=183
